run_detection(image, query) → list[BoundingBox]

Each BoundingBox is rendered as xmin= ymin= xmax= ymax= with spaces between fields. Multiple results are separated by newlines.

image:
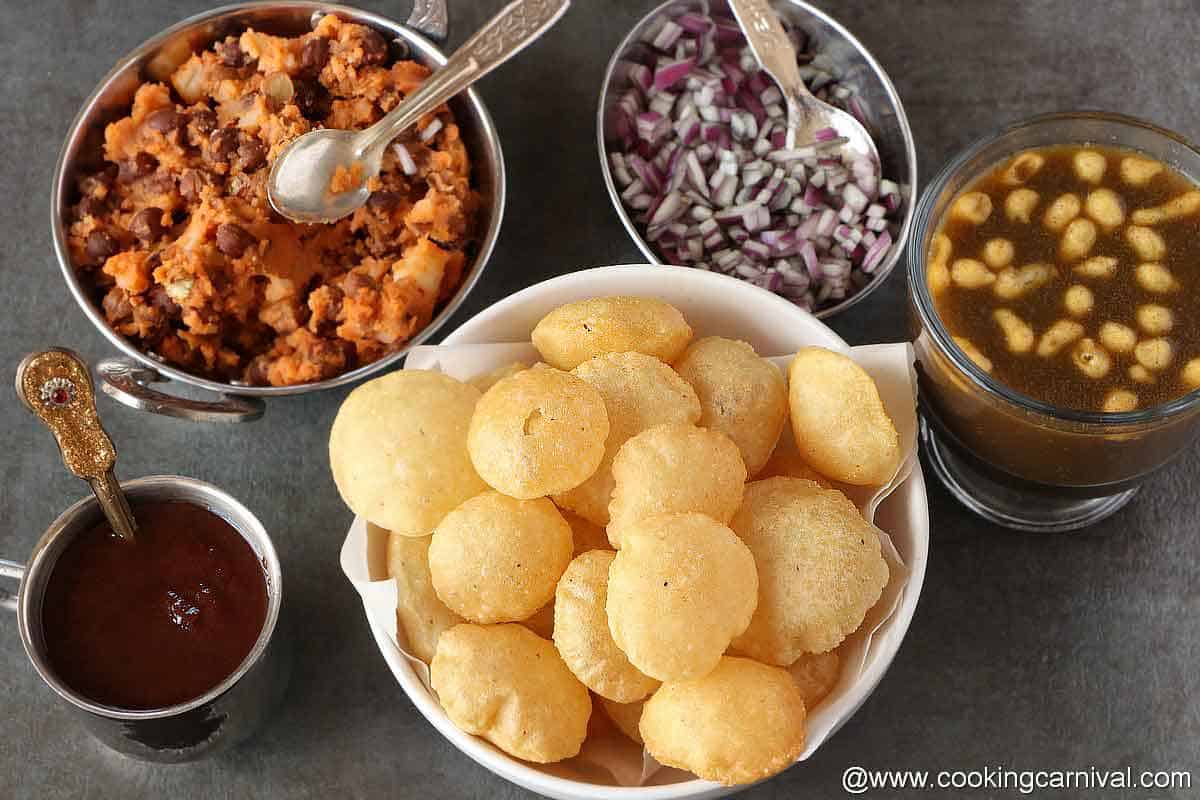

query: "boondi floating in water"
xmin=930 ymin=144 xmax=1200 ymax=412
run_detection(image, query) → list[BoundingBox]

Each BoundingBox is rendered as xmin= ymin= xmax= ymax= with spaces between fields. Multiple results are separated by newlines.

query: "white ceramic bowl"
xmin=343 ymin=265 xmax=929 ymax=799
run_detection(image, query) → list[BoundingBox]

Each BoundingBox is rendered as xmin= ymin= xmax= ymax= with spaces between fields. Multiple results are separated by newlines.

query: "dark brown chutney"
xmin=42 ymin=501 xmax=267 ymax=709
xmin=928 ymin=144 xmax=1200 ymax=413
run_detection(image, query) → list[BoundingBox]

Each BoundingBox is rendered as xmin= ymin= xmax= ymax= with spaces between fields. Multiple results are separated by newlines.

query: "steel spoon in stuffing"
xmin=727 ymin=0 xmax=880 ymax=162
xmin=268 ymin=0 xmax=570 ymax=224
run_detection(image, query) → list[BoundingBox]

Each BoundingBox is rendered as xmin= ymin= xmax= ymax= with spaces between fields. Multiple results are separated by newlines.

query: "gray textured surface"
xmin=1 ymin=1 xmax=1198 ymax=798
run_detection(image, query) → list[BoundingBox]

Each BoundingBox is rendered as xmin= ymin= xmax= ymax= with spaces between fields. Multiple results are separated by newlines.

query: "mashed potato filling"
xmin=68 ymin=15 xmax=478 ymax=386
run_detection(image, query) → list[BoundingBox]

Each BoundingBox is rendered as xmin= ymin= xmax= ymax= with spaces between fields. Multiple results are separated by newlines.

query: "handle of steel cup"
xmin=0 ymin=559 xmax=22 ymax=613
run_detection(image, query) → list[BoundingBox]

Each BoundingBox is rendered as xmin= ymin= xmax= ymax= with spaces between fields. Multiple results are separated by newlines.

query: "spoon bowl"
xmin=268 ymin=0 xmax=570 ymax=224
xmin=728 ymin=0 xmax=879 ymax=163
xmin=788 ymin=93 xmax=879 ymax=161
xmin=267 ymin=129 xmax=377 ymax=224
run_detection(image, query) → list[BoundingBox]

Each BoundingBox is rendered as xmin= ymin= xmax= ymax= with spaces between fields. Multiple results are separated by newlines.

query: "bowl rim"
xmin=595 ymin=0 xmax=919 ymax=320
xmin=50 ymin=0 xmax=506 ymax=398
xmin=907 ymin=109 xmax=1200 ymax=428
xmin=355 ymin=264 xmax=931 ymax=799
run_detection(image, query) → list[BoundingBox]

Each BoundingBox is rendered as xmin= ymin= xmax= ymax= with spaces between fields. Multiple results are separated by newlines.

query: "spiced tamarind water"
xmin=41 ymin=501 xmax=267 ymax=709
xmin=927 ymin=144 xmax=1200 ymax=413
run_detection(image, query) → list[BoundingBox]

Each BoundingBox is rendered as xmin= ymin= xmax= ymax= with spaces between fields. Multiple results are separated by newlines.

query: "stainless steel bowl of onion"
xmin=598 ymin=0 xmax=917 ymax=318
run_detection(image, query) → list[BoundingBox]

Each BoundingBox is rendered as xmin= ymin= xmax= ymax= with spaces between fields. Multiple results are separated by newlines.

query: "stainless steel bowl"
xmin=51 ymin=1 xmax=504 ymax=421
xmin=597 ymin=0 xmax=916 ymax=319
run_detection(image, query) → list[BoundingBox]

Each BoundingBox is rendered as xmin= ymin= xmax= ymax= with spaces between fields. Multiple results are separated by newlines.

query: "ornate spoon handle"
xmin=727 ymin=0 xmax=813 ymax=149
xmin=16 ymin=349 xmax=136 ymax=541
xmin=359 ymin=0 xmax=571 ymax=156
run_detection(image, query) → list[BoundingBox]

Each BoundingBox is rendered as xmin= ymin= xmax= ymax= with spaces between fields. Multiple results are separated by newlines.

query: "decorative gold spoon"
xmin=16 ymin=348 xmax=137 ymax=541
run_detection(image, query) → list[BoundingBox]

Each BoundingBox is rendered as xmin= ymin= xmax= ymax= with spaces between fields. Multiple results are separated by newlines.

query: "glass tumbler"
xmin=907 ymin=111 xmax=1200 ymax=531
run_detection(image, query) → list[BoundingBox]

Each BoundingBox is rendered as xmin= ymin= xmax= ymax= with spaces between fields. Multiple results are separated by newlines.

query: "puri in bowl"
xmin=908 ymin=111 xmax=1200 ymax=532
xmin=335 ymin=266 xmax=929 ymax=799
xmin=51 ymin=1 xmax=504 ymax=421
xmin=598 ymin=0 xmax=917 ymax=318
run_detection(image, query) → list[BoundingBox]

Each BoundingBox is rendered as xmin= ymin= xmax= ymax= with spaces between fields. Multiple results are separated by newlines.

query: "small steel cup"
xmin=0 ymin=476 xmax=289 ymax=762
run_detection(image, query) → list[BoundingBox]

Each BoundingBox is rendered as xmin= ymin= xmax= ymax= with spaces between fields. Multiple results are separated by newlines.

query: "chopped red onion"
xmin=607 ymin=5 xmax=905 ymax=312
xmin=654 ymin=58 xmax=695 ymax=91
xmin=419 ymin=117 xmax=443 ymax=142
xmin=628 ymin=63 xmax=653 ymax=94
xmin=862 ymin=230 xmax=893 ymax=273
xmin=676 ymin=12 xmax=713 ymax=34
xmin=650 ymin=191 xmax=687 ymax=227
xmin=652 ymin=19 xmax=684 ymax=51
xmin=636 ymin=112 xmax=671 ymax=146
xmin=392 ymin=143 xmax=418 ymax=176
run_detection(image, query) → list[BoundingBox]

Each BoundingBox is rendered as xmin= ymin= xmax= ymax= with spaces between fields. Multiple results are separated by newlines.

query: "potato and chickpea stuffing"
xmin=68 ymin=16 xmax=480 ymax=386
xmin=930 ymin=144 xmax=1200 ymax=412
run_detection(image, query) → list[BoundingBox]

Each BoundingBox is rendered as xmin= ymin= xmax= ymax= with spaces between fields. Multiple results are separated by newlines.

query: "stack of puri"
xmin=329 ymin=295 xmax=901 ymax=786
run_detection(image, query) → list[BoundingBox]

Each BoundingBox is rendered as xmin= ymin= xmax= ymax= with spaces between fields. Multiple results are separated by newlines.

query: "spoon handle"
xmin=726 ymin=0 xmax=811 ymax=149
xmin=358 ymin=0 xmax=571 ymax=156
xmin=16 ymin=349 xmax=137 ymax=541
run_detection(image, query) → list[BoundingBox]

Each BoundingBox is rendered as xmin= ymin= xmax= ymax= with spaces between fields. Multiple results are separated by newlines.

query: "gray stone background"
xmin=2 ymin=1 xmax=1198 ymax=798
